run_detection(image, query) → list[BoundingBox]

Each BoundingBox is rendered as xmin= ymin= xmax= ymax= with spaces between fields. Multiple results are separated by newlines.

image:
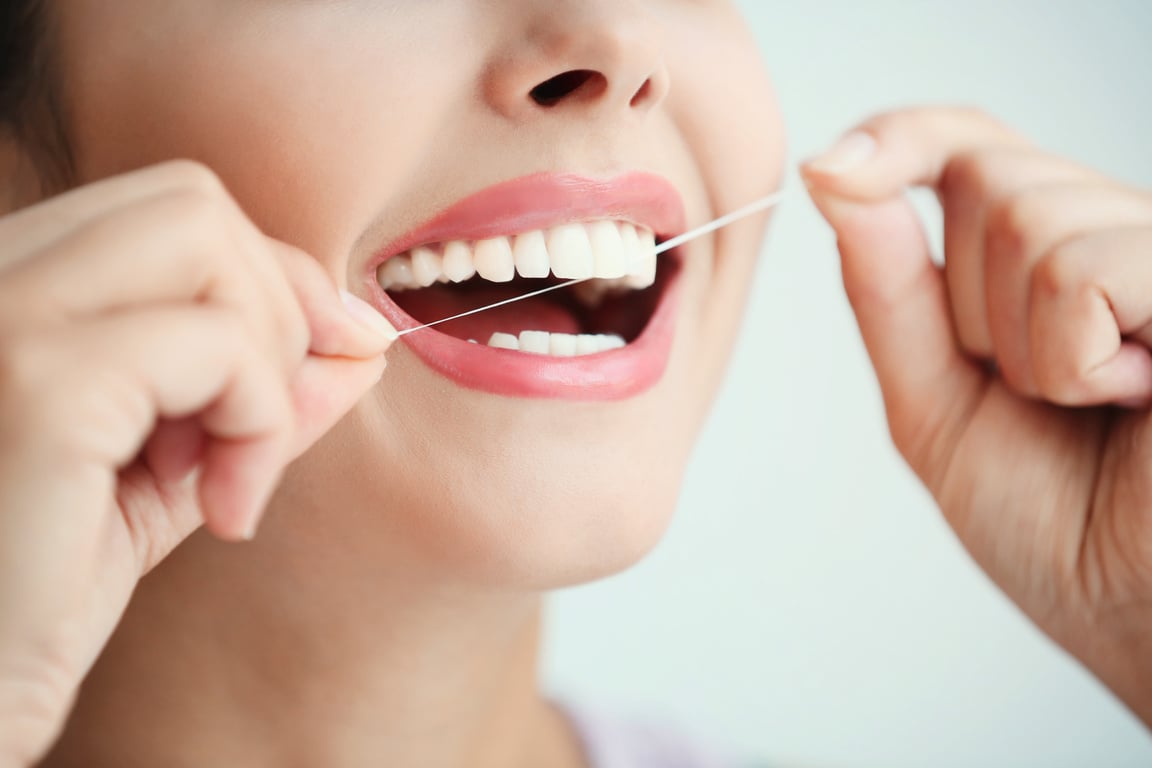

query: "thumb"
xmin=273 ymin=241 xmax=399 ymax=359
xmin=806 ymin=171 xmax=986 ymax=491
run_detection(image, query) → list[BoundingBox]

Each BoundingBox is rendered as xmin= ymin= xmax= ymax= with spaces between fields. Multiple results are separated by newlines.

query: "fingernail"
xmin=805 ymin=131 xmax=878 ymax=175
xmin=341 ymin=290 xmax=399 ymax=342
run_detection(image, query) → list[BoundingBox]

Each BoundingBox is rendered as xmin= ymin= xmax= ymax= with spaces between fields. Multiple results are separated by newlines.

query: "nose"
xmin=482 ymin=0 xmax=670 ymax=121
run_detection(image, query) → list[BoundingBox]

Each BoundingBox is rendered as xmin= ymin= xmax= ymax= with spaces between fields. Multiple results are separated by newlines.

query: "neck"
xmin=41 ymin=519 xmax=582 ymax=767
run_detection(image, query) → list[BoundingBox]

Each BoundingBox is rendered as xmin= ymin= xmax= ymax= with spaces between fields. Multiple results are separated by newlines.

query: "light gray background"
xmin=544 ymin=3 xmax=1152 ymax=766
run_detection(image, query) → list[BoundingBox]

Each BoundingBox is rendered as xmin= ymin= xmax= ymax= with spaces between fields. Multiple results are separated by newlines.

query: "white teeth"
xmin=547 ymin=224 xmax=595 ymax=279
xmin=549 ymin=333 xmax=577 ymax=357
xmin=518 ymin=330 xmax=551 ymax=355
xmin=486 ymin=331 xmax=627 ymax=356
xmin=600 ymin=335 xmax=626 ymax=351
xmin=473 ymin=237 xmax=515 ymax=282
xmin=488 ymin=332 xmax=519 ymax=350
xmin=575 ymin=334 xmax=601 ymax=356
xmin=618 ymin=224 xmax=641 ymax=268
xmin=377 ymin=256 xmax=415 ymax=291
xmin=588 ymin=221 xmax=627 ymax=279
xmin=377 ymin=220 xmax=660 ymax=292
xmin=411 ymin=246 xmax=442 ymax=287
xmin=442 ymin=241 xmax=477 ymax=283
xmin=513 ymin=231 xmax=550 ymax=278
xmin=625 ymin=228 xmax=658 ymax=290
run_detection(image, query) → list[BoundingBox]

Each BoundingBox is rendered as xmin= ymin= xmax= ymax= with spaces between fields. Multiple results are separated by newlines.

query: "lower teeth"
xmin=485 ymin=331 xmax=626 ymax=356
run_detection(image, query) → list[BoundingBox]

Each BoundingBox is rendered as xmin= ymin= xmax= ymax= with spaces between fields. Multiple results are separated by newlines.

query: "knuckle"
xmin=986 ymin=193 xmax=1046 ymax=263
xmin=941 ymin=148 xmax=1018 ymax=201
xmin=155 ymin=164 xmax=247 ymax=244
xmin=156 ymin=189 xmax=237 ymax=273
xmin=1030 ymin=247 xmax=1086 ymax=303
xmin=157 ymin=159 xmax=226 ymax=198
xmin=940 ymin=150 xmax=987 ymax=196
xmin=1033 ymin=367 xmax=1085 ymax=406
xmin=1027 ymin=251 xmax=1103 ymax=406
xmin=165 ymin=182 xmax=228 ymax=228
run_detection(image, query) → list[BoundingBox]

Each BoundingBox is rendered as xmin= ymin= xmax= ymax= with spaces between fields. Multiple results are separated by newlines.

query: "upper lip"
xmin=367 ymin=171 xmax=688 ymax=271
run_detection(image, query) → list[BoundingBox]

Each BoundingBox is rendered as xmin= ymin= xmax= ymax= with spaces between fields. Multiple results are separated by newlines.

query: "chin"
xmin=462 ymin=488 xmax=684 ymax=590
xmin=278 ymin=144 xmax=782 ymax=593
xmin=485 ymin=470 xmax=687 ymax=590
xmin=277 ymin=346 xmax=700 ymax=591
xmin=382 ymin=404 xmax=692 ymax=590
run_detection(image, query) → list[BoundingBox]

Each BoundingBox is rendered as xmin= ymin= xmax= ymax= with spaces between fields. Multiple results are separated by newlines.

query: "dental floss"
xmin=394 ymin=189 xmax=791 ymax=337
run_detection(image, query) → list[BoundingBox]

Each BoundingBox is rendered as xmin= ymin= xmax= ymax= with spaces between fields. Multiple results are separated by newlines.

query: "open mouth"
xmin=377 ymin=219 xmax=676 ymax=356
xmin=365 ymin=172 xmax=687 ymax=400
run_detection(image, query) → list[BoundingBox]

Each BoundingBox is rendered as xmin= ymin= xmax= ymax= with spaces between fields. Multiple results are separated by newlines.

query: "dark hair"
xmin=0 ymin=0 xmax=72 ymax=189
xmin=0 ymin=0 xmax=46 ymax=126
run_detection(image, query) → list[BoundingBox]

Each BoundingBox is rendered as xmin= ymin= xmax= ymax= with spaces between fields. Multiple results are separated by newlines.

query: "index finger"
xmin=0 ymin=160 xmax=226 ymax=274
xmin=802 ymin=107 xmax=1030 ymax=199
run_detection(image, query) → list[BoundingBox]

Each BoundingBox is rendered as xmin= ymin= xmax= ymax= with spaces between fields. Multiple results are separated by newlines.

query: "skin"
xmin=0 ymin=5 xmax=1150 ymax=768
xmin=804 ymin=111 xmax=1152 ymax=727
xmin=0 ymin=1 xmax=783 ymax=766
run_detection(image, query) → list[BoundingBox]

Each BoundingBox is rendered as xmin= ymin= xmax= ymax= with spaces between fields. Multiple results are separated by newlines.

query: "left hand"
xmin=802 ymin=107 xmax=1152 ymax=726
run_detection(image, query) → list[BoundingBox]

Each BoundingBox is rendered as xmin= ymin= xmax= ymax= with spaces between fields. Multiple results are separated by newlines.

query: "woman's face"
xmin=53 ymin=0 xmax=784 ymax=587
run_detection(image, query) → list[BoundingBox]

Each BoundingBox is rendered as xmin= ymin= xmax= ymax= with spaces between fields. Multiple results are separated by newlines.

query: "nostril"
xmin=529 ymin=70 xmax=603 ymax=107
xmin=630 ymin=78 xmax=654 ymax=109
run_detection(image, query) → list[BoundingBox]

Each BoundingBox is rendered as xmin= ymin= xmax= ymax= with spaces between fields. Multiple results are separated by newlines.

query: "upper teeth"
xmin=377 ymin=221 xmax=658 ymax=292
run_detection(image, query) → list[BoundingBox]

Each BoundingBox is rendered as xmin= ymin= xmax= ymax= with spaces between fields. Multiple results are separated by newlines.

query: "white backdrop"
xmin=544 ymin=2 xmax=1152 ymax=766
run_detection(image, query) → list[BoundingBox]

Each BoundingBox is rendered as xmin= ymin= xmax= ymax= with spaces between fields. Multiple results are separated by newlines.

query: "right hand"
xmin=804 ymin=109 xmax=1152 ymax=726
xmin=0 ymin=161 xmax=396 ymax=766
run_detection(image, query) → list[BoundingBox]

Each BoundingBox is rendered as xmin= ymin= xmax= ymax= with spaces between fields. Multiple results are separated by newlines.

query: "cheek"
xmin=62 ymin=4 xmax=475 ymax=280
xmin=666 ymin=12 xmax=786 ymax=227
xmin=664 ymin=12 xmax=786 ymax=393
xmin=57 ymin=1 xmax=784 ymax=588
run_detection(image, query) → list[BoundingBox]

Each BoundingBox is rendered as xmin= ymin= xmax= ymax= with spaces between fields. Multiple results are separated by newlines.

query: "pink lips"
xmin=364 ymin=172 xmax=688 ymax=401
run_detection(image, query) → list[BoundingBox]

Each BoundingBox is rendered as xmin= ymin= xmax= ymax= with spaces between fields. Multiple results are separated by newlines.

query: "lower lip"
xmin=368 ymin=266 xmax=682 ymax=401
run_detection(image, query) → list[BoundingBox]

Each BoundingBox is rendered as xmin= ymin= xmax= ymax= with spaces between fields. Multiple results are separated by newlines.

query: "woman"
xmin=1 ymin=1 xmax=1151 ymax=766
